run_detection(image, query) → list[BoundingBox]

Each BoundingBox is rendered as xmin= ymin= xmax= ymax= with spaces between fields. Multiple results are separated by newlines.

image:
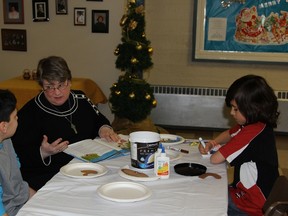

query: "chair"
xmin=263 ymin=175 xmax=288 ymax=216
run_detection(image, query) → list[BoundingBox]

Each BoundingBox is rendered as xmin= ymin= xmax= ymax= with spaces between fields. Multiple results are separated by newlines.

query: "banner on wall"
xmin=193 ymin=0 xmax=288 ymax=63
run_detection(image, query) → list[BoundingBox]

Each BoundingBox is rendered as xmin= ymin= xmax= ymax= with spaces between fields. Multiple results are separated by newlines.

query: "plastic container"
xmin=156 ymin=146 xmax=170 ymax=179
xmin=129 ymin=131 xmax=160 ymax=169
xmin=154 ymin=143 xmax=163 ymax=174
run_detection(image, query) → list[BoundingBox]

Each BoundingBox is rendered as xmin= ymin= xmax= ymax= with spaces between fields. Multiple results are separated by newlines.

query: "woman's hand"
xmin=40 ymin=135 xmax=69 ymax=159
xmin=99 ymin=125 xmax=120 ymax=142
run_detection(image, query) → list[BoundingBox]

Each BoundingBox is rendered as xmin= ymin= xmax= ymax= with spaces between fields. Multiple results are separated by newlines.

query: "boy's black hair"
xmin=225 ymin=75 xmax=279 ymax=128
xmin=0 ymin=89 xmax=17 ymax=122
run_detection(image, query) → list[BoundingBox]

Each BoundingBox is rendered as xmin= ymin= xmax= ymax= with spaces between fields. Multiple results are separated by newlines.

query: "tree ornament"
xmin=142 ymin=33 xmax=146 ymax=38
xmin=136 ymin=43 xmax=143 ymax=50
xmin=145 ymin=94 xmax=151 ymax=100
xmin=129 ymin=0 xmax=136 ymax=3
xmin=129 ymin=92 xmax=135 ymax=99
xmin=135 ymin=5 xmax=144 ymax=14
xmin=148 ymin=47 xmax=153 ymax=54
xmin=131 ymin=57 xmax=138 ymax=64
xmin=120 ymin=15 xmax=128 ymax=26
xmin=131 ymin=74 xmax=138 ymax=79
xmin=112 ymin=83 xmax=117 ymax=87
xmin=129 ymin=20 xmax=138 ymax=30
xmin=115 ymin=90 xmax=121 ymax=95
xmin=114 ymin=48 xmax=120 ymax=55
xmin=152 ymin=99 xmax=157 ymax=107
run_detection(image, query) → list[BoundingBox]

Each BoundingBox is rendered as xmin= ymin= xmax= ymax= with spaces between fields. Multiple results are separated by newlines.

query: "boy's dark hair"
xmin=0 ymin=89 xmax=17 ymax=122
xmin=225 ymin=75 xmax=279 ymax=128
xmin=36 ymin=56 xmax=72 ymax=86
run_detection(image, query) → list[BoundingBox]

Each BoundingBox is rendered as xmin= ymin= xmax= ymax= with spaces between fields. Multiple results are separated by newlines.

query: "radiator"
xmin=150 ymin=85 xmax=288 ymax=134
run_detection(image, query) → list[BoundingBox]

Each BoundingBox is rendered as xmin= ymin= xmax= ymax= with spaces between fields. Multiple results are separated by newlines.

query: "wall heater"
xmin=150 ymin=85 xmax=288 ymax=134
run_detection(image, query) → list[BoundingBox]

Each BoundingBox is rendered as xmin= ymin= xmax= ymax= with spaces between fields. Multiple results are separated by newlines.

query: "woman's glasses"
xmin=43 ymin=80 xmax=69 ymax=93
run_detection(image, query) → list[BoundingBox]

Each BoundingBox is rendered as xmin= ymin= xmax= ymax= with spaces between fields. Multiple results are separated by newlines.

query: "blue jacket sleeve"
xmin=0 ymin=186 xmax=6 ymax=215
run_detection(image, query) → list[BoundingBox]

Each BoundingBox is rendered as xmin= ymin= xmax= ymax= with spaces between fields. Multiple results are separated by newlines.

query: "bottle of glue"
xmin=156 ymin=146 xmax=170 ymax=179
xmin=154 ymin=143 xmax=162 ymax=174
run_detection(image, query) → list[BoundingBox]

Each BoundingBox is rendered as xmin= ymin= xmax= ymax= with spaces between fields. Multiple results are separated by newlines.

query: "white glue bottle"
xmin=154 ymin=143 xmax=163 ymax=174
xmin=156 ymin=146 xmax=170 ymax=179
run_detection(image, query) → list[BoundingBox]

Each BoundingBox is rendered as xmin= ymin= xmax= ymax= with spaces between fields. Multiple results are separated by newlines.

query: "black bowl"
xmin=174 ymin=163 xmax=207 ymax=176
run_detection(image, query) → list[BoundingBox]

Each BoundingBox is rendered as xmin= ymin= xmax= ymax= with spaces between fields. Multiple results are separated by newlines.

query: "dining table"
xmin=16 ymin=141 xmax=228 ymax=216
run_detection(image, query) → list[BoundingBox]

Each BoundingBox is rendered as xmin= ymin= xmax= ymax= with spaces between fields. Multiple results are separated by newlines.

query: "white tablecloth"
xmin=16 ymin=145 xmax=228 ymax=216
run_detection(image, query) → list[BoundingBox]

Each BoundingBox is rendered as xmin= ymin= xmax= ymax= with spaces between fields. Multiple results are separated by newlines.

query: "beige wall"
xmin=0 ymin=0 xmax=125 ymax=120
xmin=145 ymin=0 xmax=288 ymax=90
xmin=1 ymin=0 xmax=288 ymax=122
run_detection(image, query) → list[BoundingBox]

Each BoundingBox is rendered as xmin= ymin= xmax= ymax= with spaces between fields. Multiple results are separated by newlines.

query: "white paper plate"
xmin=160 ymin=134 xmax=185 ymax=146
xmin=60 ymin=163 xmax=108 ymax=178
xmin=97 ymin=182 xmax=152 ymax=202
xmin=118 ymin=165 xmax=160 ymax=182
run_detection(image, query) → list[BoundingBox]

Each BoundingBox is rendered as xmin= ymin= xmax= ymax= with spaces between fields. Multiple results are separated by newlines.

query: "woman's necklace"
xmin=35 ymin=92 xmax=78 ymax=134
xmin=70 ymin=121 xmax=77 ymax=134
xmin=64 ymin=99 xmax=77 ymax=134
xmin=35 ymin=91 xmax=100 ymax=134
xmin=52 ymin=98 xmax=78 ymax=134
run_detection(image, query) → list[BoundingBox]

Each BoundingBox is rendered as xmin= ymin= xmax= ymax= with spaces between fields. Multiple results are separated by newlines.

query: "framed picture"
xmin=1 ymin=29 xmax=27 ymax=51
xmin=32 ymin=0 xmax=49 ymax=22
xmin=3 ymin=0 xmax=24 ymax=24
xmin=193 ymin=0 xmax=288 ymax=63
xmin=74 ymin=8 xmax=86 ymax=26
xmin=56 ymin=0 xmax=67 ymax=15
xmin=92 ymin=10 xmax=109 ymax=33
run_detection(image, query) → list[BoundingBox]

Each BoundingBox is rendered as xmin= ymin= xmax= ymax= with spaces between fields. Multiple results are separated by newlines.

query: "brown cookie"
xmin=81 ymin=169 xmax=98 ymax=176
xmin=199 ymin=172 xmax=221 ymax=179
xmin=121 ymin=168 xmax=148 ymax=177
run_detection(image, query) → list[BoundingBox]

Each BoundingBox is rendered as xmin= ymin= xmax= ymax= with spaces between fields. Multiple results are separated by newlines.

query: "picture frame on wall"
xmin=193 ymin=0 xmax=288 ymax=64
xmin=74 ymin=8 xmax=86 ymax=26
xmin=32 ymin=0 xmax=49 ymax=22
xmin=1 ymin=29 xmax=27 ymax=51
xmin=92 ymin=10 xmax=109 ymax=33
xmin=3 ymin=0 xmax=24 ymax=24
xmin=56 ymin=0 xmax=67 ymax=15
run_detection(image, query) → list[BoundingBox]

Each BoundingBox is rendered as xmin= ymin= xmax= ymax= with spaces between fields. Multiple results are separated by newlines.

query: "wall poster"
xmin=193 ymin=0 xmax=288 ymax=63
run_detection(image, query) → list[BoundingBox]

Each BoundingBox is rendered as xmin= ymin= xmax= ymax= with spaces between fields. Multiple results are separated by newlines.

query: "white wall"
xmin=0 ymin=0 xmax=125 ymax=121
xmin=1 ymin=0 xmax=288 ymax=122
xmin=145 ymin=0 xmax=288 ymax=90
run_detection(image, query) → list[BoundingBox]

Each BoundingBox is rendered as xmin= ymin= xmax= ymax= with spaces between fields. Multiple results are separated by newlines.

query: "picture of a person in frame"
xmin=36 ymin=3 xmax=45 ymax=18
xmin=76 ymin=11 xmax=84 ymax=25
xmin=8 ymin=3 xmax=20 ymax=19
xmin=93 ymin=14 xmax=107 ymax=33
xmin=57 ymin=0 xmax=66 ymax=13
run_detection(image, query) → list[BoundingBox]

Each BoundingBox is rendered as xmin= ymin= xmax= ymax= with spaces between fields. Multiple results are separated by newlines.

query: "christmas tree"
xmin=109 ymin=0 xmax=156 ymax=123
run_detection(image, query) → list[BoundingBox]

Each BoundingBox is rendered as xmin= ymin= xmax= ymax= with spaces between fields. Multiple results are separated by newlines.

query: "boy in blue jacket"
xmin=0 ymin=89 xmax=35 ymax=216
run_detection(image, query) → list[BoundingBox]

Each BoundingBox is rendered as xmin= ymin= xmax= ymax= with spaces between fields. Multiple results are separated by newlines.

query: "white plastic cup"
xmin=129 ymin=131 xmax=160 ymax=169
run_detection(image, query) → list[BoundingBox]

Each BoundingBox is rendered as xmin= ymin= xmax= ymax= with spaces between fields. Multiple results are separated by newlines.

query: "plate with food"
xmin=97 ymin=181 xmax=152 ymax=202
xmin=60 ymin=163 xmax=108 ymax=178
xmin=118 ymin=165 xmax=160 ymax=181
xmin=160 ymin=134 xmax=185 ymax=146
